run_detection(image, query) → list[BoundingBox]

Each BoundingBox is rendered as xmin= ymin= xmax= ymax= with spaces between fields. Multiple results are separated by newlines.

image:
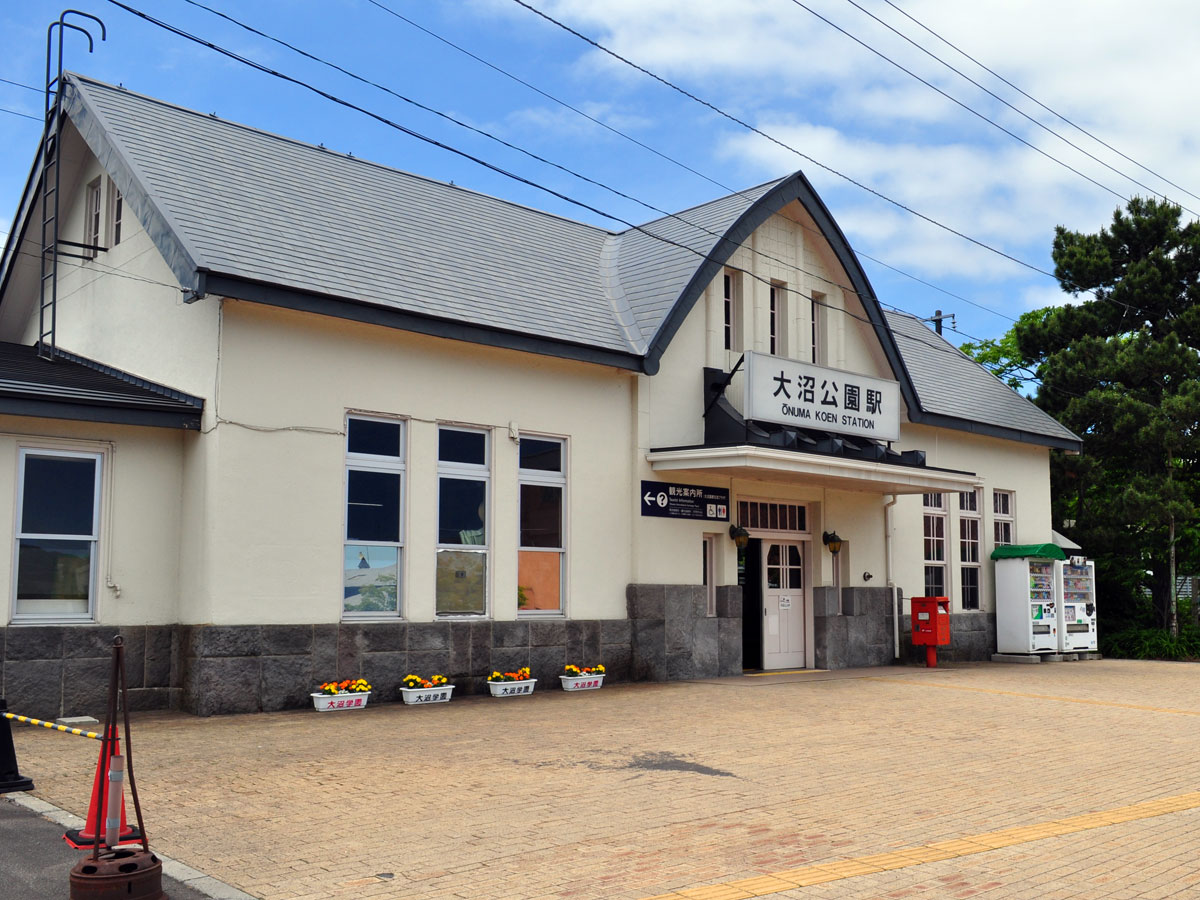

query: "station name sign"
xmin=744 ymin=351 xmax=900 ymax=442
xmin=640 ymin=480 xmax=729 ymax=521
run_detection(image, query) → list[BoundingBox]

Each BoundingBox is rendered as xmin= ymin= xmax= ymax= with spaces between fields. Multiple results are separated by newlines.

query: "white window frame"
xmin=810 ymin=291 xmax=824 ymax=364
xmin=517 ymin=435 xmax=566 ymax=617
xmin=723 ymin=269 xmax=743 ymax=352
xmin=436 ymin=425 xmax=490 ymax=617
xmin=343 ymin=415 xmax=405 ymax=619
xmin=106 ymin=177 xmax=123 ymax=248
xmin=12 ymin=447 xmax=103 ymax=623
xmin=769 ymin=282 xmax=788 ymax=357
xmin=84 ymin=177 xmax=102 ymax=258
xmin=923 ymin=492 xmax=947 ymax=597
xmin=959 ymin=489 xmax=981 ymax=610
xmin=993 ymin=489 xmax=1015 ymax=546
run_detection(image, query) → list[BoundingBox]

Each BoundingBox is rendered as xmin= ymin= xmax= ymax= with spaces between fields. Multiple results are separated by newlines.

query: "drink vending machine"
xmin=1055 ymin=556 xmax=1097 ymax=652
xmin=994 ymin=548 xmax=1063 ymax=654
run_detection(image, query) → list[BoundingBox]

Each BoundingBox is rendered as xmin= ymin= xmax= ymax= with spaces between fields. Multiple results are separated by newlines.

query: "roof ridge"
xmin=66 ymin=72 xmax=617 ymax=238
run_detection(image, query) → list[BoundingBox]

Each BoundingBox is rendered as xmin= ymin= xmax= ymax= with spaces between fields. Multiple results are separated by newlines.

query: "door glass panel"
xmin=787 ymin=545 xmax=802 ymax=566
xmin=767 ymin=545 xmax=780 ymax=566
xmin=788 ymin=566 xmax=803 ymax=590
xmin=767 ymin=567 xmax=780 ymax=589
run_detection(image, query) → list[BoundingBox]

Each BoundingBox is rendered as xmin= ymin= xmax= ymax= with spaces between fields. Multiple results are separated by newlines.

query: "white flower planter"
xmin=311 ymin=691 xmax=370 ymax=711
xmin=560 ymin=673 xmax=605 ymax=691
xmin=487 ymin=678 xmax=537 ymax=697
xmin=400 ymin=685 xmax=455 ymax=705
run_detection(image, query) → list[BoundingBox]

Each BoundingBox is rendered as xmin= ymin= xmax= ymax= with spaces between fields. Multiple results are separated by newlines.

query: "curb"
xmin=3 ymin=792 xmax=258 ymax=900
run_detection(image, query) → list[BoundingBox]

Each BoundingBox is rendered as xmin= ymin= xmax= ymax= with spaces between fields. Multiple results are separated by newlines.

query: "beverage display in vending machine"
xmin=994 ymin=553 xmax=1060 ymax=653
xmin=1055 ymin=557 xmax=1097 ymax=652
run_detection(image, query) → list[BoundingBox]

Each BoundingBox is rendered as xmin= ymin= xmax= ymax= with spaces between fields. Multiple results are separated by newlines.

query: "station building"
xmin=0 ymin=74 xmax=1080 ymax=717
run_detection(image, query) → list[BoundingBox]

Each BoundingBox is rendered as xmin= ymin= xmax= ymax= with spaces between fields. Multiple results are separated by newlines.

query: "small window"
xmin=14 ymin=449 xmax=102 ymax=620
xmin=993 ymin=490 xmax=1015 ymax=546
xmin=723 ymin=270 xmax=742 ymax=352
xmin=518 ymin=437 xmax=565 ymax=615
xmin=344 ymin=416 xmax=404 ymax=617
xmin=107 ymin=178 xmax=123 ymax=247
xmin=769 ymin=284 xmax=788 ymax=357
xmin=810 ymin=292 xmax=824 ymax=364
xmin=437 ymin=426 xmax=489 ymax=616
xmin=84 ymin=178 xmax=102 ymax=258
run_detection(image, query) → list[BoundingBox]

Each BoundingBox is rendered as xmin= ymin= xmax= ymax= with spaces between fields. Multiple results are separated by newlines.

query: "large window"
xmin=993 ymin=490 xmax=1015 ymax=546
xmin=437 ymin=426 xmax=489 ymax=616
xmin=923 ymin=493 xmax=946 ymax=597
xmin=14 ymin=449 xmax=102 ymax=620
xmin=84 ymin=178 xmax=102 ymax=258
xmin=518 ymin=436 xmax=565 ymax=614
xmin=344 ymin=416 xmax=404 ymax=617
xmin=959 ymin=489 xmax=981 ymax=610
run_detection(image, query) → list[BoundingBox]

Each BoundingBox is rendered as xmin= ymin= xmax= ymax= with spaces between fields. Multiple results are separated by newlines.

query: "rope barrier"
xmin=3 ymin=711 xmax=101 ymax=740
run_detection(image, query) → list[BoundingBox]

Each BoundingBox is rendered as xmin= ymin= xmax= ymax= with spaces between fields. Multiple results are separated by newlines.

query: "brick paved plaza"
xmin=6 ymin=660 xmax=1199 ymax=899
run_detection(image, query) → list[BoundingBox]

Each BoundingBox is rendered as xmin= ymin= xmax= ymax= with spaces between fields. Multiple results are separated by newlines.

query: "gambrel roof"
xmin=0 ymin=73 xmax=1080 ymax=450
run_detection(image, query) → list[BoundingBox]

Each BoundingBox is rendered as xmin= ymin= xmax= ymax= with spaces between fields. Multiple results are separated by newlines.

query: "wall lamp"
xmin=728 ymin=524 xmax=750 ymax=549
xmin=822 ymin=531 xmax=843 ymax=556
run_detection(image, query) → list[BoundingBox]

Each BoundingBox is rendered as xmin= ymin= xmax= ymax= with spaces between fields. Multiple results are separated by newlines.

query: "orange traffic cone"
xmin=63 ymin=726 xmax=141 ymax=849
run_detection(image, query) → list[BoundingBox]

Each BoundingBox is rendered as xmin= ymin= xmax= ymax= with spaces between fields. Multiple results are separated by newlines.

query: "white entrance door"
xmin=763 ymin=541 xmax=807 ymax=669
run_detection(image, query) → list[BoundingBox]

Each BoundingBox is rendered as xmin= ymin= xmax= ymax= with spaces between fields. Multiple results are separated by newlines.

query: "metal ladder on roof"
xmin=37 ymin=12 xmax=105 ymax=361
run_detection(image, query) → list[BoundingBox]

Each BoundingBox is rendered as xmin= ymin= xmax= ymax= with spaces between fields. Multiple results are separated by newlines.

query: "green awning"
xmin=990 ymin=543 xmax=1067 ymax=561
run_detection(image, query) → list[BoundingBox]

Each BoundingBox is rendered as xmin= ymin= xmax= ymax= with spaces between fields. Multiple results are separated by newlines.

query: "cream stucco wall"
xmin=196 ymin=300 xmax=634 ymax=625
xmin=0 ymin=417 xmax=185 ymax=625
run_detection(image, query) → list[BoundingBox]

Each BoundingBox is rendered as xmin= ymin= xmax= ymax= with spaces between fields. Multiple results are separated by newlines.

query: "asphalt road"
xmin=0 ymin=797 xmax=210 ymax=900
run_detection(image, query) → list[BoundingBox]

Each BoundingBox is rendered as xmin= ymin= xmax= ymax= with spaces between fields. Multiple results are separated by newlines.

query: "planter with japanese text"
xmin=310 ymin=691 xmax=370 ymax=712
xmin=400 ymin=685 xmax=455 ymax=705
xmin=487 ymin=679 xmax=536 ymax=697
xmin=559 ymin=673 xmax=605 ymax=691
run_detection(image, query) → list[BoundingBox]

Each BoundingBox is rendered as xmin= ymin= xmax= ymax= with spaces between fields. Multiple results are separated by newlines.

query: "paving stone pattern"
xmin=7 ymin=659 xmax=1199 ymax=900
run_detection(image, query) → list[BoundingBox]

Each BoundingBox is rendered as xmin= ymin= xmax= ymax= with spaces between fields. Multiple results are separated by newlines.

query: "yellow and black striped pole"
xmin=3 ymin=711 xmax=101 ymax=740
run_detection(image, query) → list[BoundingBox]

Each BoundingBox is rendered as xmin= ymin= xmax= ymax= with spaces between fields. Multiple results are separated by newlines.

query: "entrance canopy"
xmin=646 ymin=445 xmax=979 ymax=495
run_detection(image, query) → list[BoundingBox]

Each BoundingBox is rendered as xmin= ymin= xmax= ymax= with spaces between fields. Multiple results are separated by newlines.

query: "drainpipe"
xmin=884 ymin=493 xmax=900 ymax=658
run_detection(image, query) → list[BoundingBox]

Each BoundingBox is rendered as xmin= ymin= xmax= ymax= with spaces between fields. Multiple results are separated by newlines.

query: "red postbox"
xmin=911 ymin=596 xmax=950 ymax=667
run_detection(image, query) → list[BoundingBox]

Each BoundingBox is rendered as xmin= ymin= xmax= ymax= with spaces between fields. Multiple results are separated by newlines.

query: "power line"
xmin=0 ymin=76 xmax=42 ymax=93
xmin=95 ymin=0 xmax=1109 ymax=390
xmin=831 ymin=0 xmax=1196 ymax=215
xmin=363 ymin=1 xmax=1023 ymax=329
xmin=879 ymin=0 xmax=1200 ymax=206
xmin=506 ymin=0 xmax=1135 ymax=316
xmin=0 ymin=105 xmax=40 ymax=122
xmin=782 ymin=0 xmax=1150 ymax=212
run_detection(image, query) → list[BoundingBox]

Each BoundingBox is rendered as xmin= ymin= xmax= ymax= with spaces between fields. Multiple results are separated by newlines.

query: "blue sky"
xmin=3 ymin=0 xmax=1199 ymax=349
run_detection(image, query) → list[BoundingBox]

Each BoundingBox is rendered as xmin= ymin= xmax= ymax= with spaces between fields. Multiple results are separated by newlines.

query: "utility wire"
xmin=830 ymin=0 xmax=1196 ymax=215
xmin=508 ymin=0 xmax=1136 ymax=315
xmin=366 ymin=0 xmax=1018 ymax=325
xmin=510 ymin=0 xmax=1078 ymax=283
xmin=1 ymin=106 xmax=40 ymax=121
xmin=783 ymin=0 xmax=1145 ymax=210
xmin=99 ymin=0 xmax=1136 ymax=395
xmin=0 ymin=76 xmax=42 ymax=93
xmin=880 ymin=0 xmax=1200 ymax=206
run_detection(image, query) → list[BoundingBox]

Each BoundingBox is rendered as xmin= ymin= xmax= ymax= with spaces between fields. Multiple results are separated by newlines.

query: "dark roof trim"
xmin=60 ymin=75 xmax=201 ymax=294
xmin=642 ymin=172 xmax=920 ymax=410
xmin=0 ymin=396 xmax=200 ymax=429
xmin=53 ymin=346 xmax=205 ymax=408
xmin=907 ymin=409 xmax=1082 ymax=452
xmin=205 ymin=274 xmax=645 ymax=373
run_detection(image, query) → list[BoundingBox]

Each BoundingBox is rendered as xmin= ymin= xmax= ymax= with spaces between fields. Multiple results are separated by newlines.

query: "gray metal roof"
xmin=884 ymin=310 xmax=1081 ymax=449
xmin=0 ymin=74 xmax=1077 ymax=448
xmin=65 ymin=74 xmax=630 ymax=356
xmin=0 ymin=341 xmax=203 ymax=429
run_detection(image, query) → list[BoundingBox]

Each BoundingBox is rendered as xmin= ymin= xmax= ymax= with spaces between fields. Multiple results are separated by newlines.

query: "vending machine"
xmin=1055 ymin=557 xmax=1098 ymax=652
xmin=994 ymin=552 xmax=1060 ymax=654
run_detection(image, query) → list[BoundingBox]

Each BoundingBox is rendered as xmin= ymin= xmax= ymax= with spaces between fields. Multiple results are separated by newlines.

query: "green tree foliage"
xmin=967 ymin=198 xmax=1200 ymax=637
